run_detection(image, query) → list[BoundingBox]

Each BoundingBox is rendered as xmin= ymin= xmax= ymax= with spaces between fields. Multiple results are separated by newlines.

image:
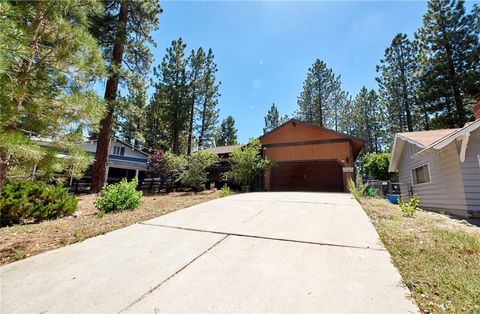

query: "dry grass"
xmin=360 ymin=197 xmax=480 ymax=313
xmin=0 ymin=191 xmax=219 ymax=266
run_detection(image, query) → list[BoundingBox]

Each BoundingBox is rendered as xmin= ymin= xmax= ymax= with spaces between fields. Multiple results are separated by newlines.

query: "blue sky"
xmin=148 ymin=1 xmax=466 ymax=143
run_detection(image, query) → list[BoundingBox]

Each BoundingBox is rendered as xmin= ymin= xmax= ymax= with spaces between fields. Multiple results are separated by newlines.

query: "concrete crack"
xmin=118 ymin=234 xmax=229 ymax=313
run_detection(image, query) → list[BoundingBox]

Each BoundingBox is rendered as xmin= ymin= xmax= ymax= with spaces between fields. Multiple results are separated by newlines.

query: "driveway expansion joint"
xmin=118 ymin=234 xmax=229 ymax=313
xmin=139 ymin=222 xmax=386 ymax=252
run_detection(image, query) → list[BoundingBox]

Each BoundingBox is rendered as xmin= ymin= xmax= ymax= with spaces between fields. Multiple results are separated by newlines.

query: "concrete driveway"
xmin=1 ymin=192 xmax=418 ymax=313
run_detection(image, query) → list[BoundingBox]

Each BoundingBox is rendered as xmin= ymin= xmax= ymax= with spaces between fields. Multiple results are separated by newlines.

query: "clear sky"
xmin=148 ymin=1 xmax=468 ymax=143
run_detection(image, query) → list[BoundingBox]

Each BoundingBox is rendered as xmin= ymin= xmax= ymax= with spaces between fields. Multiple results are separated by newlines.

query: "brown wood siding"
xmin=261 ymin=121 xmax=344 ymax=145
xmin=264 ymin=142 xmax=351 ymax=166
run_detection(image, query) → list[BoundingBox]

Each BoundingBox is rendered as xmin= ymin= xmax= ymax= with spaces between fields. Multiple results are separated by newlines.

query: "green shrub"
xmin=219 ymin=185 xmax=231 ymax=198
xmin=0 ymin=180 xmax=77 ymax=226
xmin=361 ymin=152 xmax=395 ymax=181
xmin=179 ymin=151 xmax=218 ymax=191
xmin=94 ymin=178 xmax=142 ymax=213
xmin=147 ymin=151 xmax=186 ymax=192
xmin=224 ymin=138 xmax=275 ymax=188
xmin=399 ymin=194 xmax=419 ymax=217
xmin=347 ymin=176 xmax=368 ymax=200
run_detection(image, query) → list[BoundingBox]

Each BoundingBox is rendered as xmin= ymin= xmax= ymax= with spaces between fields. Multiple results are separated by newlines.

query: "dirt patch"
xmin=0 ymin=191 xmax=219 ymax=266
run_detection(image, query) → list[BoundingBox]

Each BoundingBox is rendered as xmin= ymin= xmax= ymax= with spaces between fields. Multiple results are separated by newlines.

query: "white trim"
xmin=459 ymin=132 xmax=470 ymax=162
xmin=411 ymin=163 xmax=431 ymax=186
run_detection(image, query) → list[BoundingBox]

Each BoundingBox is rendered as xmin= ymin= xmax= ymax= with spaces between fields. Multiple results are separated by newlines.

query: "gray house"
xmin=389 ymin=118 xmax=480 ymax=218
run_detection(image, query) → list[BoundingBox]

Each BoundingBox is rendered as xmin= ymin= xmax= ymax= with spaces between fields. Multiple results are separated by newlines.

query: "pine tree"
xmin=151 ymin=38 xmax=190 ymax=155
xmin=0 ymin=0 xmax=105 ymax=190
xmin=296 ymin=59 xmax=345 ymax=128
xmin=196 ymin=49 xmax=220 ymax=150
xmin=263 ymin=103 xmax=281 ymax=134
xmin=90 ymin=0 xmax=161 ymax=192
xmin=376 ymin=33 xmax=427 ymax=134
xmin=351 ymin=88 xmax=386 ymax=154
xmin=217 ymin=116 xmax=238 ymax=146
xmin=416 ymin=0 xmax=480 ymax=128
xmin=116 ymin=78 xmax=147 ymax=148
xmin=186 ymin=48 xmax=206 ymax=155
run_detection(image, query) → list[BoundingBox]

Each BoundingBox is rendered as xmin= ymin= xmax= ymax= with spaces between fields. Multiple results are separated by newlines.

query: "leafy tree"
xmin=0 ymin=0 xmax=105 ymax=191
xmin=217 ymin=116 xmax=238 ymax=146
xmin=147 ymin=150 xmax=186 ymax=192
xmin=296 ymin=59 xmax=345 ymax=128
xmin=179 ymin=151 xmax=218 ymax=191
xmin=361 ymin=153 xmax=394 ymax=181
xmin=263 ymin=103 xmax=282 ymax=133
xmin=90 ymin=0 xmax=162 ymax=192
xmin=376 ymin=33 xmax=428 ymax=135
xmin=225 ymin=138 xmax=275 ymax=189
xmin=415 ymin=0 xmax=479 ymax=128
xmin=196 ymin=49 xmax=220 ymax=150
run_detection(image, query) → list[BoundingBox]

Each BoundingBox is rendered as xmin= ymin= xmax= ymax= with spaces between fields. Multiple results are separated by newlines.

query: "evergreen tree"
xmin=416 ymin=0 xmax=480 ymax=128
xmin=296 ymin=59 xmax=345 ymax=128
xmin=0 ymin=0 xmax=105 ymax=190
xmin=376 ymin=33 xmax=427 ymax=134
xmin=90 ymin=0 xmax=161 ymax=192
xmin=186 ymin=48 xmax=206 ymax=155
xmin=263 ymin=103 xmax=281 ymax=134
xmin=196 ymin=49 xmax=220 ymax=150
xmin=217 ymin=116 xmax=238 ymax=146
xmin=351 ymin=88 xmax=386 ymax=154
xmin=116 ymin=78 xmax=147 ymax=148
xmin=151 ymin=38 xmax=190 ymax=155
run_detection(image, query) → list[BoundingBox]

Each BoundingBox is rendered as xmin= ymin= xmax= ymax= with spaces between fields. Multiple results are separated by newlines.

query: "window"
xmin=412 ymin=164 xmax=430 ymax=185
xmin=113 ymin=146 xmax=125 ymax=156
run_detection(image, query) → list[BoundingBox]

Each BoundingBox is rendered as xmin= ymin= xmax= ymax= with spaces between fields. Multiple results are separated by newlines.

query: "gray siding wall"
xmin=459 ymin=128 xmax=480 ymax=212
xmin=398 ymin=141 xmax=468 ymax=217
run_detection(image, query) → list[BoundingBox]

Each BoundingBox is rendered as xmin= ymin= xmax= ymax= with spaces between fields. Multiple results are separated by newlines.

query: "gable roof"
xmin=202 ymin=145 xmax=241 ymax=155
xmin=86 ymin=137 xmax=148 ymax=156
xmin=259 ymin=118 xmax=366 ymax=159
xmin=389 ymin=120 xmax=480 ymax=171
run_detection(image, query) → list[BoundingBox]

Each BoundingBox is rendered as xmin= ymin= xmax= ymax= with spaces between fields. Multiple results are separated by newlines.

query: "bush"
xmin=147 ymin=150 xmax=186 ymax=192
xmin=347 ymin=176 xmax=368 ymax=200
xmin=179 ymin=151 xmax=218 ymax=191
xmin=224 ymin=138 xmax=275 ymax=188
xmin=95 ymin=178 xmax=142 ymax=213
xmin=399 ymin=194 xmax=419 ymax=217
xmin=0 ymin=180 xmax=77 ymax=226
xmin=361 ymin=152 xmax=395 ymax=181
xmin=219 ymin=185 xmax=231 ymax=198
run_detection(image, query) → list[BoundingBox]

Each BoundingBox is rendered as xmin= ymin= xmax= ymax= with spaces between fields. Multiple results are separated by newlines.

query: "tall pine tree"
xmin=196 ymin=49 xmax=220 ymax=150
xmin=376 ymin=33 xmax=427 ymax=134
xmin=416 ymin=0 xmax=479 ymax=128
xmin=90 ymin=0 xmax=161 ymax=192
xmin=263 ymin=103 xmax=281 ymax=134
xmin=217 ymin=116 xmax=238 ymax=146
xmin=152 ymin=38 xmax=190 ymax=155
xmin=296 ymin=59 xmax=345 ymax=128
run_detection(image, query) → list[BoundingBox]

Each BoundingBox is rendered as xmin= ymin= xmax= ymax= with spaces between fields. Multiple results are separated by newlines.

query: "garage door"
xmin=270 ymin=161 xmax=344 ymax=192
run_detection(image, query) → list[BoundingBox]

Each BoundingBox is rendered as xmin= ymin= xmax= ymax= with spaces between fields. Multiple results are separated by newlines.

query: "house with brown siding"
xmin=260 ymin=119 xmax=364 ymax=192
xmin=389 ymin=117 xmax=480 ymax=218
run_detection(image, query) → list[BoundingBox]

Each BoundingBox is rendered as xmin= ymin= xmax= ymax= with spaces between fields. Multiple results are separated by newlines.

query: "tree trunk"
xmin=187 ymin=92 xmax=196 ymax=155
xmin=398 ymin=46 xmax=413 ymax=131
xmin=90 ymin=2 xmax=128 ymax=193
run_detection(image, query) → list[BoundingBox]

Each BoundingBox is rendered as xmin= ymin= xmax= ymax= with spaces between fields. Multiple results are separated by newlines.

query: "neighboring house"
xmin=260 ymin=119 xmax=364 ymax=192
xmin=80 ymin=138 xmax=149 ymax=182
xmin=389 ymin=118 xmax=480 ymax=218
xmin=203 ymin=145 xmax=241 ymax=188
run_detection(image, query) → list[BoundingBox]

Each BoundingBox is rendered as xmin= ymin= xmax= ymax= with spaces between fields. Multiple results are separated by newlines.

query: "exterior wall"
xmin=80 ymin=140 xmax=146 ymax=159
xmin=459 ymin=129 xmax=480 ymax=214
xmin=398 ymin=141 xmax=468 ymax=217
xmin=260 ymin=121 xmax=356 ymax=192
xmin=264 ymin=142 xmax=351 ymax=163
